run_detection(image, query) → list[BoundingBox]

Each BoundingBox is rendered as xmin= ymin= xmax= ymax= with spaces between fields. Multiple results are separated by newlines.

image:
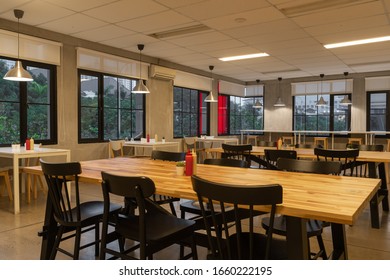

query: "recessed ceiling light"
xmin=219 ymin=53 xmax=269 ymax=62
xmin=324 ymin=36 xmax=390 ymax=49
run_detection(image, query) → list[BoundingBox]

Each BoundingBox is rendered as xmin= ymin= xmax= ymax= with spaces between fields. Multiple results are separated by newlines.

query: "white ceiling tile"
xmin=73 ymin=25 xmax=135 ymax=42
xmin=44 ymin=0 xmax=116 ymax=12
xmin=82 ymin=0 xmax=168 ymax=23
xmin=0 ymin=0 xmax=31 ymax=14
xmin=38 ymin=13 xmax=107 ymax=34
xmin=117 ymin=10 xmax=194 ymax=33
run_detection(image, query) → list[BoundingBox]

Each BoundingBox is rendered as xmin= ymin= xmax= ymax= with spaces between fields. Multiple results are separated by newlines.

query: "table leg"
xmin=286 ymin=216 xmax=309 ymax=259
xmin=329 ymin=223 xmax=347 ymax=259
xmin=13 ymin=157 xmax=20 ymax=214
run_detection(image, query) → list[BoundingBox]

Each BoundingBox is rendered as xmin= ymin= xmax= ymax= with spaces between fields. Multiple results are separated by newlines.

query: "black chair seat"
xmin=262 ymin=216 xmax=323 ymax=237
xmin=116 ymin=213 xmax=195 ymax=243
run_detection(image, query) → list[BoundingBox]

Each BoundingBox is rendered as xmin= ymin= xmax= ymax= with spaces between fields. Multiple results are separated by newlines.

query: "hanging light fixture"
xmin=131 ymin=44 xmax=150 ymax=93
xmin=205 ymin=65 xmax=217 ymax=102
xmin=274 ymin=77 xmax=286 ymax=107
xmin=316 ymin=73 xmax=327 ymax=106
xmin=340 ymin=72 xmax=352 ymax=105
xmin=3 ymin=9 xmax=33 ymax=82
xmin=253 ymin=79 xmax=263 ymax=108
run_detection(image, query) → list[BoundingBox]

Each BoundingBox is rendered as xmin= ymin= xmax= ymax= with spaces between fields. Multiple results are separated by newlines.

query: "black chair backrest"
xmin=276 ymin=158 xmax=342 ymax=175
xmin=191 ymin=175 xmax=282 ymax=260
xmin=264 ymin=149 xmax=297 ymax=169
xmin=221 ymin=144 xmax=252 ymax=163
xmin=151 ymin=150 xmax=186 ymax=162
xmin=203 ymin=158 xmax=249 ymax=168
xmin=346 ymin=144 xmax=384 ymax=152
xmin=314 ymin=148 xmax=359 ymax=176
xmin=40 ymin=159 xmax=83 ymax=225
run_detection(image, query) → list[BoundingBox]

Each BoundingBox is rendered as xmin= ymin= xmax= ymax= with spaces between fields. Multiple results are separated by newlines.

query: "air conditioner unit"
xmin=150 ymin=65 xmax=176 ymax=80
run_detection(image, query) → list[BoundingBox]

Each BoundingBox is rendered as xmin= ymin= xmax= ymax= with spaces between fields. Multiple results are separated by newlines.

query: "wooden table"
xmin=25 ymin=157 xmax=380 ymax=260
xmin=207 ymin=146 xmax=390 ymax=228
xmin=124 ymin=140 xmax=179 ymax=156
xmin=0 ymin=147 xmax=71 ymax=214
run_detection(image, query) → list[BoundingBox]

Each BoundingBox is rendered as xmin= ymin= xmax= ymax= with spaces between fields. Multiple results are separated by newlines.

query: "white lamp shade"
xmin=3 ymin=60 xmax=33 ymax=82
xmin=131 ymin=79 xmax=150 ymax=93
xmin=205 ymin=92 xmax=217 ymax=102
xmin=316 ymin=96 xmax=327 ymax=106
xmin=340 ymin=95 xmax=352 ymax=105
xmin=273 ymin=97 xmax=285 ymax=107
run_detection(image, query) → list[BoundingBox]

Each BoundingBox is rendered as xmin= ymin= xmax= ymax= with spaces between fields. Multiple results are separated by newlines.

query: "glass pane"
xmin=27 ymin=67 xmax=50 ymax=103
xmin=118 ymin=78 xmax=131 ymax=109
xmin=174 ymin=112 xmax=182 ymax=137
xmin=119 ymin=109 xmax=131 ymax=139
xmin=0 ymin=102 xmax=20 ymax=143
xmin=104 ymin=76 xmax=118 ymax=109
xmin=27 ymin=104 xmax=49 ymax=140
xmin=132 ymin=111 xmax=144 ymax=139
xmin=80 ymin=107 xmax=98 ymax=138
xmin=370 ymin=93 xmax=386 ymax=131
xmin=80 ymin=75 xmax=98 ymax=107
xmin=104 ymin=108 xmax=119 ymax=140
xmin=0 ymin=59 xmax=19 ymax=102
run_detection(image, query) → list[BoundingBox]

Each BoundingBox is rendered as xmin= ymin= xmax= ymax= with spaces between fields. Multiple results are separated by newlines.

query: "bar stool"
xmin=246 ymin=135 xmax=258 ymax=146
xmin=282 ymin=136 xmax=294 ymax=145
xmin=348 ymin=138 xmax=362 ymax=145
xmin=314 ymin=137 xmax=328 ymax=149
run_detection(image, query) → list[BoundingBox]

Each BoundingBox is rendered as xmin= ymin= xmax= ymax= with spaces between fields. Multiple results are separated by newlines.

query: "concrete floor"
xmin=0 ymin=181 xmax=390 ymax=260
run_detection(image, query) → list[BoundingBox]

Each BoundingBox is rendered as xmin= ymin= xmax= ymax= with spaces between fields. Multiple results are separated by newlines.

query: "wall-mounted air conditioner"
xmin=150 ymin=65 xmax=176 ymax=80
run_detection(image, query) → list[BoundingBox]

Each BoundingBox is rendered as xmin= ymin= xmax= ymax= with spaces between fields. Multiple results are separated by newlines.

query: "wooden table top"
xmin=207 ymin=146 xmax=390 ymax=163
xmin=26 ymin=157 xmax=380 ymax=226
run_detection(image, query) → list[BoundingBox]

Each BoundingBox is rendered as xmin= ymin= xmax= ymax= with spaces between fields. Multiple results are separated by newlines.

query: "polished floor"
xmin=0 ymin=181 xmax=390 ymax=260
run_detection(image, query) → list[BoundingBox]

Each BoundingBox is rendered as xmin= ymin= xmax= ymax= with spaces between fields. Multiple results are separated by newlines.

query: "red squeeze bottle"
xmin=25 ymin=138 xmax=30 ymax=150
xmin=147 ymin=134 xmax=150 ymax=143
xmin=185 ymin=150 xmax=193 ymax=176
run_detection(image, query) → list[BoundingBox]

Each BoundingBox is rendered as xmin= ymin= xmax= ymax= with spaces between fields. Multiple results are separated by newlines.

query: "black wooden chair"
xmin=179 ymin=157 xmax=249 ymax=258
xmin=191 ymin=175 xmax=287 ymax=259
xmin=203 ymin=158 xmax=249 ymax=168
xmin=40 ymin=159 xmax=122 ymax=259
xmin=99 ymin=172 xmax=197 ymax=260
xmin=314 ymin=148 xmax=359 ymax=176
xmin=150 ymin=150 xmax=186 ymax=216
xmin=264 ymin=149 xmax=297 ymax=170
xmin=262 ymin=158 xmax=342 ymax=260
xmin=221 ymin=143 xmax=252 ymax=165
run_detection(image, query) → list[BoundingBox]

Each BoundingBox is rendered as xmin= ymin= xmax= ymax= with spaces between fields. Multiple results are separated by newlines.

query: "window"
xmin=218 ymin=95 xmax=264 ymax=135
xmin=293 ymin=94 xmax=351 ymax=132
xmin=79 ymin=70 xmax=145 ymax=143
xmin=367 ymin=91 xmax=388 ymax=131
xmin=0 ymin=57 xmax=57 ymax=146
xmin=173 ymin=86 xmax=209 ymax=138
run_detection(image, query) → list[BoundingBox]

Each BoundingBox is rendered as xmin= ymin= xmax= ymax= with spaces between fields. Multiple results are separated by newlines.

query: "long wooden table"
xmin=26 ymin=157 xmax=380 ymax=260
xmin=207 ymin=146 xmax=390 ymax=229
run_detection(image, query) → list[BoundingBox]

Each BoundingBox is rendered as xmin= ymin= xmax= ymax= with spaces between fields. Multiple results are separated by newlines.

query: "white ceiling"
xmin=1 ymin=0 xmax=390 ymax=82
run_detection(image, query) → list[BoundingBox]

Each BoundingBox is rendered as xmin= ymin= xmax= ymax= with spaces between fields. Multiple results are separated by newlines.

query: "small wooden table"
xmin=25 ymin=157 xmax=380 ymax=260
xmin=0 ymin=147 xmax=71 ymax=214
xmin=124 ymin=140 xmax=179 ymax=156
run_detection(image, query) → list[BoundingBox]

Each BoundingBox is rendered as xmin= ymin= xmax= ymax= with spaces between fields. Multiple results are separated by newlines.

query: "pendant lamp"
xmin=340 ymin=72 xmax=352 ymax=105
xmin=274 ymin=77 xmax=286 ymax=107
xmin=131 ymin=44 xmax=150 ymax=93
xmin=316 ymin=74 xmax=327 ymax=106
xmin=253 ymin=79 xmax=263 ymax=108
xmin=205 ymin=65 xmax=217 ymax=102
xmin=3 ymin=9 xmax=33 ymax=82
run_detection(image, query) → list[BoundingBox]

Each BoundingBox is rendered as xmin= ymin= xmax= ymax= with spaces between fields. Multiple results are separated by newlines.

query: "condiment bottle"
xmin=25 ymin=138 xmax=30 ymax=150
xmin=147 ymin=134 xmax=150 ymax=143
xmin=185 ymin=150 xmax=193 ymax=176
xmin=155 ymin=134 xmax=158 ymax=142
xmin=192 ymin=149 xmax=197 ymax=175
xmin=30 ymin=138 xmax=34 ymax=150
xmin=277 ymin=137 xmax=282 ymax=150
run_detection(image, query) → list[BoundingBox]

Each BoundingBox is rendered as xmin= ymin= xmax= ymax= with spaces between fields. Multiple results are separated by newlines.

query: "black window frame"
xmin=367 ymin=91 xmax=390 ymax=134
xmin=78 ymin=69 xmax=145 ymax=143
xmin=173 ymin=86 xmax=210 ymax=138
xmin=0 ymin=56 xmax=57 ymax=146
xmin=218 ymin=94 xmax=264 ymax=136
xmin=293 ymin=93 xmax=351 ymax=136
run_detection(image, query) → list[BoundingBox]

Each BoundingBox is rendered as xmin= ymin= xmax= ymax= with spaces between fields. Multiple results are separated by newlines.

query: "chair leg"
xmin=316 ymin=235 xmax=328 ymax=260
xmin=3 ymin=173 xmax=13 ymax=201
xmin=51 ymin=227 xmax=64 ymax=260
xmin=169 ymin=202 xmax=177 ymax=217
xmin=73 ymin=228 xmax=82 ymax=260
xmin=95 ymin=222 xmax=100 ymax=256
